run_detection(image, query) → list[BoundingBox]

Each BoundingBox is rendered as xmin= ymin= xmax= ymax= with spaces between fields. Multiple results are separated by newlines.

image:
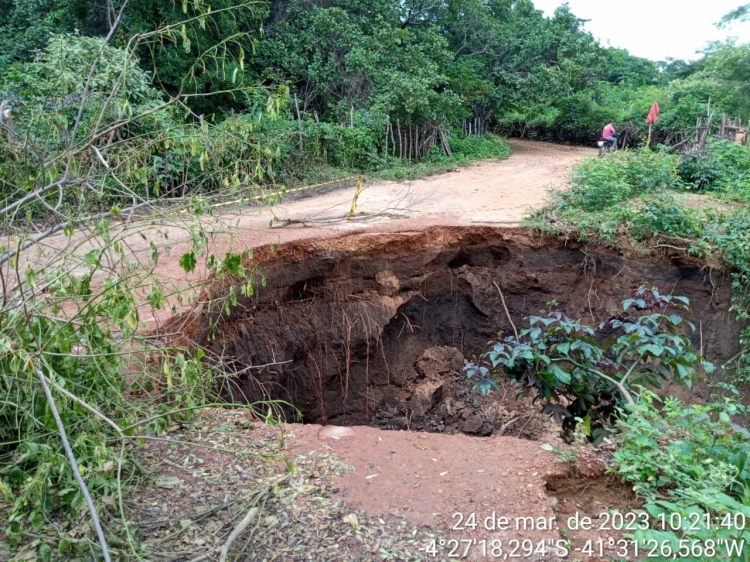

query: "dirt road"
xmin=130 ymin=140 xmax=591 ymax=327
xmin=259 ymin=139 xmax=590 ymax=230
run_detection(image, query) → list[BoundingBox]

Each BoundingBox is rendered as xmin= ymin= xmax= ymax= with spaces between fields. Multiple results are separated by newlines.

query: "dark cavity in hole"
xmin=191 ymin=229 xmax=739 ymax=440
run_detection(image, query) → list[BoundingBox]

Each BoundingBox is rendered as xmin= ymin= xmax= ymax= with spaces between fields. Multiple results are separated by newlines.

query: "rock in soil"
xmin=371 ymin=346 xmax=557 ymax=440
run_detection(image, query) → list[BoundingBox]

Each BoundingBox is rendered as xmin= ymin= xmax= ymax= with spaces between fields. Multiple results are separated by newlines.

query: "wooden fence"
xmin=693 ymin=113 xmax=748 ymax=151
xmin=461 ymin=116 xmax=489 ymax=137
xmin=384 ymin=120 xmax=452 ymax=160
xmin=617 ymin=112 xmax=750 ymax=152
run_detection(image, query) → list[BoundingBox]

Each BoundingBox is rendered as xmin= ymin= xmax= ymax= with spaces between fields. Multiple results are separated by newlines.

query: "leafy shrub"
xmin=628 ymin=194 xmax=706 ymax=239
xmin=465 ymin=288 xmax=712 ymax=442
xmin=615 ymin=390 xmax=750 ymax=500
xmin=613 ymin=390 xmax=750 ymax=561
xmin=449 ymin=133 xmax=512 ymax=160
xmin=620 ymin=149 xmax=683 ymax=193
xmin=678 ymin=141 xmax=750 ymax=195
xmin=561 ymin=148 xmax=682 ymax=212
xmin=561 ymin=155 xmax=631 ymax=211
xmin=678 ymin=153 xmax=720 ymax=191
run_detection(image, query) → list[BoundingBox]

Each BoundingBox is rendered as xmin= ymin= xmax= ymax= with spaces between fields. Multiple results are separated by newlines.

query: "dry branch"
xmin=36 ymin=368 xmax=112 ymax=562
xmin=185 ymin=476 xmax=289 ymax=562
xmin=492 ymin=280 xmax=519 ymax=340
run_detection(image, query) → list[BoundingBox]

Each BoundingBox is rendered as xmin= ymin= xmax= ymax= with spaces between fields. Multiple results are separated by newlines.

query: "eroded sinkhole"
xmin=183 ymin=227 xmax=742 ymax=438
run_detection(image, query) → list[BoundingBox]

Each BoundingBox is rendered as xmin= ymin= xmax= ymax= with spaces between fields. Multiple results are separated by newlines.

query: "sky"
xmin=532 ymin=0 xmax=750 ymax=61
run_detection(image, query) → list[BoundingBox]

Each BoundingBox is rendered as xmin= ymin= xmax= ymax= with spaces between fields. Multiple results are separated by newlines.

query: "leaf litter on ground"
xmin=127 ymin=408 xmax=442 ymax=561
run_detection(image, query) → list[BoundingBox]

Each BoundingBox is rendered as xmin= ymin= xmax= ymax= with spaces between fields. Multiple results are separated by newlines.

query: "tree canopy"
xmin=1 ymin=1 xmax=748 ymax=158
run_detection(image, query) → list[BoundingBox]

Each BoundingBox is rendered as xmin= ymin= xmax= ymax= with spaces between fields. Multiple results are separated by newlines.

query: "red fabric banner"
xmin=646 ymin=102 xmax=660 ymax=125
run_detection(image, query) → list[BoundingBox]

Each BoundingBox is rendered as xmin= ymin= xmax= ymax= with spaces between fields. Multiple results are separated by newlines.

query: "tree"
xmin=257 ymin=0 xmax=459 ymax=124
xmin=465 ymin=287 xmax=713 ymax=442
xmin=0 ymin=0 xmax=111 ymax=73
xmin=0 ymin=4 xmax=290 ymax=557
xmin=718 ymin=3 xmax=750 ymax=27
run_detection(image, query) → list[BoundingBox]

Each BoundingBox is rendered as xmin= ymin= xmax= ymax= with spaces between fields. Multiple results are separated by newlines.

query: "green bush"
xmin=678 ymin=141 xmax=750 ymax=196
xmin=465 ymin=288 xmax=710 ymax=442
xmin=613 ymin=390 xmax=750 ymax=561
xmin=449 ymin=133 xmax=512 ymax=160
xmin=615 ymin=390 xmax=750 ymax=500
xmin=628 ymin=194 xmax=706 ymax=239
xmin=561 ymin=148 xmax=682 ymax=212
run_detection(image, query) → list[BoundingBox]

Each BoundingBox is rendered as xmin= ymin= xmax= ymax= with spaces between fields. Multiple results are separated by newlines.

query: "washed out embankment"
xmin=170 ymin=226 xmax=741 ymax=432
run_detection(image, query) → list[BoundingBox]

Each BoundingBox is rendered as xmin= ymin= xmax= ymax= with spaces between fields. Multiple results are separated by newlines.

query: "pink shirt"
xmin=603 ymin=124 xmax=615 ymax=139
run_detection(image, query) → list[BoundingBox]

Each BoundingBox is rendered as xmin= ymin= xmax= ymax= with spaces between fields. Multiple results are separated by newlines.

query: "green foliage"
xmin=0 ymin=0 xmax=109 ymax=74
xmin=0 ymin=34 xmax=296 ymax=215
xmin=0 ymin=6 xmax=302 ymax=557
xmin=465 ymin=288 xmax=711 ymax=442
xmin=529 ymin=133 xmax=750 ymax=440
xmin=1 ymin=0 xmax=748 ymax=147
xmin=0 ymin=256 xmax=218 ymax=545
xmin=449 ymin=134 xmax=513 ymax=161
xmin=533 ymin=144 xmax=750 ymax=248
xmin=613 ymin=390 xmax=750 ymax=561
xmin=257 ymin=0 xmax=460 ymax=125
xmin=615 ymin=390 xmax=750 ymax=500
xmin=605 ymin=48 xmax=660 ymax=87
xmin=125 ymin=0 xmax=268 ymax=114
xmin=560 ymin=148 xmax=682 ymax=212
xmin=8 ymin=34 xmax=162 ymax=105
xmin=628 ymin=194 xmax=707 ymax=239
xmin=719 ymin=3 xmax=750 ymax=26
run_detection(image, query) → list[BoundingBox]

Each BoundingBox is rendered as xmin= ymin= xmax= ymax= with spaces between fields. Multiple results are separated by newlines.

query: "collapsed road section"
xmin=173 ymin=226 xmax=740 ymax=432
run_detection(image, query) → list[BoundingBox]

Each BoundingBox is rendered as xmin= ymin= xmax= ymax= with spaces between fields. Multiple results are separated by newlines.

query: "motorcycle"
xmin=597 ymin=136 xmax=618 ymax=157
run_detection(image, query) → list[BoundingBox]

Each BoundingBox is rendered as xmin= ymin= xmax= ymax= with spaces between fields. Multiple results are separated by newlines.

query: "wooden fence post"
xmin=293 ymin=93 xmax=304 ymax=156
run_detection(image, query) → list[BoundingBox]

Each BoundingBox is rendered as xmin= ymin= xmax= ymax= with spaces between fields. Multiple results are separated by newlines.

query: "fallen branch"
xmin=0 ymin=198 xmax=156 ymax=267
xmin=497 ymin=414 xmax=532 ymax=436
xmin=492 ymin=280 xmax=519 ymax=341
xmin=36 ymin=368 xmax=112 ymax=562
xmin=42 ymin=371 xmax=124 ymax=437
xmin=186 ymin=476 xmax=289 ymax=562
xmin=270 ymin=210 xmax=413 ymax=228
xmin=219 ymin=507 xmax=260 ymax=561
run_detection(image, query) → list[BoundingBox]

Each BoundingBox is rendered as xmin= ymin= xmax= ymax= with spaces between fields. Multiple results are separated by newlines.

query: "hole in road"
xmin=184 ymin=228 xmax=739 ymax=440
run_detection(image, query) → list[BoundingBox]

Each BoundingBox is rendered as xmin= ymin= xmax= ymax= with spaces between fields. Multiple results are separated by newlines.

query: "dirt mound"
xmin=371 ymin=346 xmax=556 ymax=439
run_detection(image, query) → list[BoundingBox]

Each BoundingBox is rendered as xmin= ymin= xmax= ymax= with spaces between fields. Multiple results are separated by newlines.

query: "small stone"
xmin=317 ymin=426 xmax=355 ymax=440
xmin=462 ymin=415 xmax=484 ymax=434
xmin=548 ymin=496 xmax=558 ymax=508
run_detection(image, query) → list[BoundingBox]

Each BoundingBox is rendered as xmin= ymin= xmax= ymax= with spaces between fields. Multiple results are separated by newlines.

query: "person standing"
xmin=736 ymin=128 xmax=747 ymax=144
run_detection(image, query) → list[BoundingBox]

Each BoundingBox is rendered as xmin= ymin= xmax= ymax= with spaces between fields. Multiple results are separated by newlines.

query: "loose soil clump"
xmin=370 ymin=346 xmax=556 ymax=440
